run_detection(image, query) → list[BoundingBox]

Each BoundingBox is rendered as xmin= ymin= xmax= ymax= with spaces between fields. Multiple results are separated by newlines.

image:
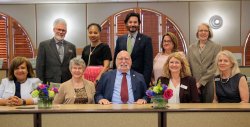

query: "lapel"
xmin=109 ymin=70 xmax=117 ymax=99
xmin=192 ymin=42 xmax=202 ymax=64
xmin=62 ymin=42 xmax=69 ymax=64
xmin=179 ymin=77 xmax=185 ymax=99
xmin=199 ymin=41 xmax=213 ymax=63
xmin=130 ymin=70 xmax=137 ymax=93
xmin=50 ymin=38 xmax=61 ymax=63
xmin=131 ymin=33 xmax=142 ymax=56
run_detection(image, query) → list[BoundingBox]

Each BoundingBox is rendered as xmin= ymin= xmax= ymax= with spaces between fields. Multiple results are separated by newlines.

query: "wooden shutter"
xmin=245 ymin=33 xmax=250 ymax=65
xmin=0 ymin=15 xmax=8 ymax=69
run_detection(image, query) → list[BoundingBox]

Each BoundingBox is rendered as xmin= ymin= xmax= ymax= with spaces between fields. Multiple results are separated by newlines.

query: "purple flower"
xmin=146 ymin=90 xmax=155 ymax=98
xmin=162 ymin=84 xmax=168 ymax=92
xmin=51 ymin=87 xmax=59 ymax=93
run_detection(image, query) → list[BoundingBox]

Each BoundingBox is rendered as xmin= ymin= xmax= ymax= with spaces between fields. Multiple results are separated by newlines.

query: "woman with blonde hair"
xmin=157 ymin=52 xmax=199 ymax=103
xmin=213 ymin=50 xmax=249 ymax=103
xmin=152 ymin=32 xmax=185 ymax=82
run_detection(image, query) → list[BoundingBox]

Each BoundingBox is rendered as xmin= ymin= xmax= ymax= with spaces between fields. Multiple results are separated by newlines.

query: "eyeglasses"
xmin=117 ymin=57 xmax=130 ymax=61
xmin=55 ymin=28 xmax=66 ymax=33
xmin=198 ymin=30 xmax=209 ymax=33
xmin=163 ymin=40 xmax=173 ymax=44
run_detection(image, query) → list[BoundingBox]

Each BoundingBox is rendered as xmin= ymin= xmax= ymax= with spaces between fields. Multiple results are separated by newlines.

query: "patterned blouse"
xmin=74 ymin=87 xmax=88 ymax=104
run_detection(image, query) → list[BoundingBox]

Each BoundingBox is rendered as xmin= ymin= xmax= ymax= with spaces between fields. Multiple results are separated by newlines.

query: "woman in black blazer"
xmin=157 ymin=52 xmax=200 ymax=103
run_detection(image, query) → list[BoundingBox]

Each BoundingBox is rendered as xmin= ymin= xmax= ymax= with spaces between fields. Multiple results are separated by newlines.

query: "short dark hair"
xmin=87 ymin=23 xmax=102 ymax=32
xmin=8 ymin=57 xmax=35 ymax=80
xmin=124 ymin=12 xmax=141 ymax=25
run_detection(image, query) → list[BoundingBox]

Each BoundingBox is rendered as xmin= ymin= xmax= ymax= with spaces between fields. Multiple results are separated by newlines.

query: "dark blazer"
xmin=36 ymin=38 xmax=76 ymax=83
xmin=95 ymin=69 xmax=147 ymax=103
xmin=114 ymin=33 xmax=153 ymax=87
xmin=158 ymin=76 xmax=200 ymax=103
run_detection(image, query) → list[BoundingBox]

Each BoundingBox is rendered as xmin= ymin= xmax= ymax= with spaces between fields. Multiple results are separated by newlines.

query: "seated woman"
xmin=213 ymin=50 xmax=249 ymax=103
xmin=157 ymin=52 xmax=200 ymax=103
xmin=0 ymin=57 xmax=41 ymax=106
xmin=53 ymin=57 xmax=95 ymax=104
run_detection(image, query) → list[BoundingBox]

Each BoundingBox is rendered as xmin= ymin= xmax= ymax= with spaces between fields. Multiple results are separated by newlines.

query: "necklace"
xmin=220 ymin=78 xmax=230 ymax=84
xmin=87 ymin=45 xmax=97 ymax=66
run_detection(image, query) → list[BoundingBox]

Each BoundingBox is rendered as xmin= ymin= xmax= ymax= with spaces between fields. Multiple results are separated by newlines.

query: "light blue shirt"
xmin=112 ymin=70 xmax=135 ymax=104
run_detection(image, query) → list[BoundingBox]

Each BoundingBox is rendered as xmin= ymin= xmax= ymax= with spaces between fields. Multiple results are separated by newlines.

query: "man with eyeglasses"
xmin=36 ymin=18 xmax=76 ymax=84
xmin=95 ymin=50 xmax=147 ymax=105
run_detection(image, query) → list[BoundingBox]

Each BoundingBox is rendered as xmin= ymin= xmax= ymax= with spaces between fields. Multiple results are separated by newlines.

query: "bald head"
xmin=116 ymin=51 xmax=132 ymax=73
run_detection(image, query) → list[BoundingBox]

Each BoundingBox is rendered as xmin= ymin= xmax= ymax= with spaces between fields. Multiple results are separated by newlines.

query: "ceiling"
xmin=0 ymin=0 xmax=225 ymax=4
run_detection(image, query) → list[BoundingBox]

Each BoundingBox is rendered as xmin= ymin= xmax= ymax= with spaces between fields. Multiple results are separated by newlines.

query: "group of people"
xmin=0 ymin=12 xmax=249 ymax=106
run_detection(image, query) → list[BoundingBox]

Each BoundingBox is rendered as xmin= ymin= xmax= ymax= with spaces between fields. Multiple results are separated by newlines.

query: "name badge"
xmin=180 ymin=84 xmax=187 ymax=89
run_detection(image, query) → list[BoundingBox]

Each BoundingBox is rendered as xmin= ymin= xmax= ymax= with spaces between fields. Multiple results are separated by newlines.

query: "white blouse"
xmin=168 ymin=79 xmax=180 ymax=104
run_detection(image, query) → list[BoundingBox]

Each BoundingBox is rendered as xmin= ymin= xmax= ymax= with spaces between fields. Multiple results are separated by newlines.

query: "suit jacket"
xmin=187 ymin=40 xmax=221 ymax=102
xmin=53 ymin=79 xmax=95 ymax=104
xmin=158 ymin=76 xmax=200 ymax=103
xmin=94 ymin=69 xmax=147 ymax=103
xmin=36 ymin=38 xmax=76 ymax=83
xmin=113 ymin=33 xmax=153 ymax=87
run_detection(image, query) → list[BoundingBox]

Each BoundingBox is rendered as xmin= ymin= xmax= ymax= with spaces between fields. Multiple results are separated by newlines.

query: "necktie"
xmin=127 ymin=35 xmax=132 ymax=54
xmin=57 ymin=41 xmax=64 ymax=62
xmin=121 ymin=73 xmax=128 ymax=103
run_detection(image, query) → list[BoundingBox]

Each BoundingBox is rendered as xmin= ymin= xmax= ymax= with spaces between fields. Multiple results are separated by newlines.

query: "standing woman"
xmin=213 ymin=50 xmax=249 ymax=103
xmin=81 ymin=23 xmax=112 ymax=84
xmin=0 ymin=57 xmax=41 ymax=106
xmin=158 ymin=52 xmax=200 ymax=103
xmin=153 ymin=32 xmax=184 ymax=82
xmin=187 ymin=23 xmax=221 ymax=103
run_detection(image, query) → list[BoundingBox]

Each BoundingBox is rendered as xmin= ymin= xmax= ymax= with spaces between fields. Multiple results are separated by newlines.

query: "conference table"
xmin=0 ymin=103 xmax=250 ymax=127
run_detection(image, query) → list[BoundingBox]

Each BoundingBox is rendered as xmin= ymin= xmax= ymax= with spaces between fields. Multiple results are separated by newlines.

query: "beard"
xmin=54 ymin=34 xmax=65 ymax=41
xmin=126 ymin=25 xmax=139 ymax=33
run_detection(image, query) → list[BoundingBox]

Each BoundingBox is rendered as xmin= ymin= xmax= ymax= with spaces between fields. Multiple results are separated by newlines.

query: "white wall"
xmin=190 ymin=1 xmax=241 ymax=46
xmin=36 ymin=4 xmax=87 ymax=48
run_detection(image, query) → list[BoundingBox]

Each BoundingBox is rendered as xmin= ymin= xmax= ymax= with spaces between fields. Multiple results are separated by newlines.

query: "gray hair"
xmin=53 ymin=18 xmax=67 ymax=28
xmin=69 ymin=57 xmax=86 ymax=70
xmin=215 ymin=50 xmax=240 ymax=76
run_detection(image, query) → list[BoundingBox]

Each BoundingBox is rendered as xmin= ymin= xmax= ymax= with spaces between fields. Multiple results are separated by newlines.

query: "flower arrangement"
xmin=146 ymin=80 xmax=173 ymax=99
xmin=31 ymin=84 xmax=59 ymax=98
xmin=146 ymin=80 xmax=173 ymax=108
xmin=31 ymin=84 xmax=59 ymax=108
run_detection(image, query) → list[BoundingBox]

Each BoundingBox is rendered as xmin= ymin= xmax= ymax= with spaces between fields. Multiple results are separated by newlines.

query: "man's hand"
xmin=134 ymin=99 xmax=147 ymax=104
xmin=98 ymin=99 xmax=112 ymax=105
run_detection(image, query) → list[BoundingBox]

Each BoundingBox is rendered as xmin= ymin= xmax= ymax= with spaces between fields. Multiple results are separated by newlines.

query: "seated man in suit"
xmin=95 ymin=50 xmax=147 ymax=105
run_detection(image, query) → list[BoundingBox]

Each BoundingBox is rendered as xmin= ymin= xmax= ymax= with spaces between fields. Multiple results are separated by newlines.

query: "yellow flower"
xmin=31 ymin=90 xmax=39 ymax=98
xmin=48 ymin=91 xmax=55 ymax=98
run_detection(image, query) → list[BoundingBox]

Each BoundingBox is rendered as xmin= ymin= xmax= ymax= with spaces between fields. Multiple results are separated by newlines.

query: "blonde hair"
xmin=163 ymin=52 xmax=191 ymax=78
xmin=215 ymin=50 xmax=240 ymax=76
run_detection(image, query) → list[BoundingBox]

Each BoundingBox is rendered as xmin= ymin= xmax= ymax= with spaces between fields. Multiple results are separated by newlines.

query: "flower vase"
xmin=38 ymin=97 xmax=53 ymax=109
xmin=151 ymin=95 xmax=167 ymax=109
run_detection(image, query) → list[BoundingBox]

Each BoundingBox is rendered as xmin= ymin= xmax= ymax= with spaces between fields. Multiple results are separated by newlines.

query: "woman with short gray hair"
xmin=53 ymin=57 xmax=95 ymax=104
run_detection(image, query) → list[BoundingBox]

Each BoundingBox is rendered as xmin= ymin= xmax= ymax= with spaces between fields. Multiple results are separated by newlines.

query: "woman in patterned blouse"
xmin=53 ymin=57 xmax=95 ymax=104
